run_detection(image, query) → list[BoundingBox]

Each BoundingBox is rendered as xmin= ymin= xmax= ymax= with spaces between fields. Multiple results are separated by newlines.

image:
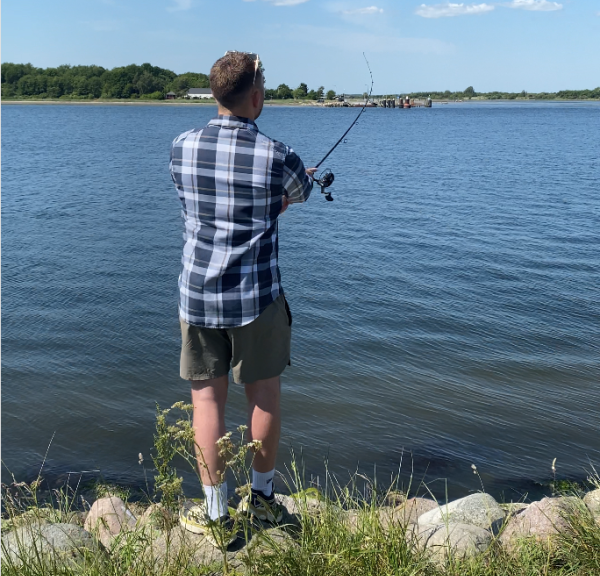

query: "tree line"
xmin=1 ymin=62 xmax=339 ymax=101
xmin=406 ymin=86 xmax=600 ymax=101
xmin=1 ymin=62 xmax=209 ymax=99
xmin=2 ymin=65 xmax=598 ymax=102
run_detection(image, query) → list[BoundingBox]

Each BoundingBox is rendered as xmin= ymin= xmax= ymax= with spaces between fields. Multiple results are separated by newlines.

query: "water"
xmin=2 ymin=101 xmax=599 ymax=501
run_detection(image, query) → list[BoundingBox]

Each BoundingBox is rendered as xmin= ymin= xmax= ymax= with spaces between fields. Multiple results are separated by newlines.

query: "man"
xmin=169 ymin=52 xmax=315 ymax=546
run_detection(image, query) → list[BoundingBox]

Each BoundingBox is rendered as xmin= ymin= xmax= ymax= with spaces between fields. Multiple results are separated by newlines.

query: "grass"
xmin=3 ymin=472 xmax=599 ymax=575
xmin=2 ymin=405 xmax=599 ymax=575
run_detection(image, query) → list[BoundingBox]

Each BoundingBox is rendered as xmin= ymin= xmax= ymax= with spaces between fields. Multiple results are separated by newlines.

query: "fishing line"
xmin=314 ymin=53 xmax=374 ymax=201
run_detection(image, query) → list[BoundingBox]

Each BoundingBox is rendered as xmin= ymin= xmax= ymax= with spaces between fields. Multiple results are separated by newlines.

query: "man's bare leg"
xmin=245 ymin=376 xmax=281 ymax=501
xmin=190 ymin=375 xmax=229 ymax=518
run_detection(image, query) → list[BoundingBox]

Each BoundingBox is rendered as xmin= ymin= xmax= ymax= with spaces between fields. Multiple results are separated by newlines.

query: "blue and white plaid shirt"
xmin=170 ymin=115 xmax=313 ymax=328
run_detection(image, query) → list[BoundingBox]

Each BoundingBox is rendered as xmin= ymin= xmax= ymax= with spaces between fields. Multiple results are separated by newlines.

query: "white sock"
xmin=204 ymin=482 xmax=228 ymax=520
xmin=252 ymin=469 xmax=275 ymax=497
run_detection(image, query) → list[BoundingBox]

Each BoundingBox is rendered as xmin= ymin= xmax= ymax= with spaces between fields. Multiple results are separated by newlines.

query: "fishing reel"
xmin=314 ymin=169 xmax=335 ymax=201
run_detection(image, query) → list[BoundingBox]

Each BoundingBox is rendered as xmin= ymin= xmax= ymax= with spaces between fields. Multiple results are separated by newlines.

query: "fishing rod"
xmin=314 ymin=53 xmax=374 ymax=201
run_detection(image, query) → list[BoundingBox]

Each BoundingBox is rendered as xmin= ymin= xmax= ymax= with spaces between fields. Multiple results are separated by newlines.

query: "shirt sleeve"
xmin=282 ymin=147 xmax=313 ymax=204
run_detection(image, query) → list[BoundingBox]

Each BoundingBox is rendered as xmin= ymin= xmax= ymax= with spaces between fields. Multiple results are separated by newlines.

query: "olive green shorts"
xmin=179 ymin=294 xmax=292 ymax=384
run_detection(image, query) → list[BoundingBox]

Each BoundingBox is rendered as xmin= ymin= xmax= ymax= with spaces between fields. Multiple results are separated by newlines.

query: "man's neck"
xmin=217 ymin=105 xmax=256 ymax=121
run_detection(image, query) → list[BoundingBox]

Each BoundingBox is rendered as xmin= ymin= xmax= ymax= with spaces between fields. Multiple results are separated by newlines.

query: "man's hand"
xmin=306 ymin=167 xmax=318 ymax=178
xmin=280 ymin=195 xmax=290 ymax=214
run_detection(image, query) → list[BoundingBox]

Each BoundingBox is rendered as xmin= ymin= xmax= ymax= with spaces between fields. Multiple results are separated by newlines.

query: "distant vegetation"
xmin=2 ymin=65 xmax=598 ymax=102
xmin=404 ymin=85 xmax=600 ymax=101
xmin=0 ymin=63 xmax=337 ymax=101
xmin=0 ymin=63 xmax=208 ymax=100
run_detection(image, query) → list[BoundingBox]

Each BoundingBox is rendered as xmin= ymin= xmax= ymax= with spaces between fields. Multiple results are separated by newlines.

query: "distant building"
xmin=165 ymin=92 xmax=177 ymax=100
xmin=186 ymin=88 xmax=213 ymax=99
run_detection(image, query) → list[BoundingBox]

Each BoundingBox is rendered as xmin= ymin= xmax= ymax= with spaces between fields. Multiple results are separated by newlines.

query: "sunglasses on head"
xmin=224 ymin=51 xmax=264 ymax=85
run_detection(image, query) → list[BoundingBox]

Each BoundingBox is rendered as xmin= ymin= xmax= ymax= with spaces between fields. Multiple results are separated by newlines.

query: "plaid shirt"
xmin=170 ymin=115 xmax=313 ymax=328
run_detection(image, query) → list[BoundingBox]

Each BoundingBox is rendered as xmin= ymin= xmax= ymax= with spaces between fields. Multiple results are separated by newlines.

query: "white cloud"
xmin=342 ymin=6 xmax=384 ymax=15
xmin=416 ymin=2 xmax=494 ymax=17
xmin=167 ymin=0 xmax=192 ymax=11
xmin=506 ymin=0 xmax=562 ymax=10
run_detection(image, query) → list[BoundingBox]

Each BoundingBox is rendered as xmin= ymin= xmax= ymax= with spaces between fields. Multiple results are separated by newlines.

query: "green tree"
xmin=316 ymin=86 xmax=324 ymax=99
xmin=464 ymin=86 xmax=476 ymax=97
xmin=293 ymin=82 xmax=308 ymax=99
xmin=326 ymin=89 xmax=336 ymax=100
xmin=265 ymin=88 xmax=277 ymax=99
xmin=276 ymin=83 xmax=293 ymax=99
xmin=307 ymin=89 xmax=318 ymax=100
xmin=168 ymin=72 xmax=210 ymax=96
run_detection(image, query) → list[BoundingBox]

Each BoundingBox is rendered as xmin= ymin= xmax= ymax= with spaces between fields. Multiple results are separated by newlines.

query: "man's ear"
xmin=252 ymin=88 xmax=261 ymax=108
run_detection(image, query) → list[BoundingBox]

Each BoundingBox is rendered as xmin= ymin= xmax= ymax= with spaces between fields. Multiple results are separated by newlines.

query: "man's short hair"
xmin=209 ymin=53 xmax=262 ymax=108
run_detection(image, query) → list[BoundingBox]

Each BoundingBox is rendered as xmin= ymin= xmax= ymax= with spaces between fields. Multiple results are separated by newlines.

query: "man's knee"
xmin=245 ymin=376 xmax=281 ymax=406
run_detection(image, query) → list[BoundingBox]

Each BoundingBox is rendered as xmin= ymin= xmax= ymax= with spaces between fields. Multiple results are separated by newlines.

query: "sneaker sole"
xmin=179 ymin=515 xmax=237 ymax=546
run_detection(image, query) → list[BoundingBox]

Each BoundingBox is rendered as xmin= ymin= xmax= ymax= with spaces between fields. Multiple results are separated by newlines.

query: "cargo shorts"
xmin=179 ymin=294 xmax=292 ymax=384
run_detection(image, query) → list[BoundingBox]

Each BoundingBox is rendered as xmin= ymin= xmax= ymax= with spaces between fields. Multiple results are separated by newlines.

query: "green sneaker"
xmin=237 ymin=490 xmax=284 ymax=524
xmin=179 ymin=500 xmax=237 ymax=548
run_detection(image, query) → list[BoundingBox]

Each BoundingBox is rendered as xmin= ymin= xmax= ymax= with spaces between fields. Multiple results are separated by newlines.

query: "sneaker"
xmin=179 ymin=500 xmax=237 ymax=548
xmin=237 ymin=490 xmax=284 ymax=524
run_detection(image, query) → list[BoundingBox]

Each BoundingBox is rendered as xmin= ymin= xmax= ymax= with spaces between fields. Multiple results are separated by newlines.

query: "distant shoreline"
xmin=2 ymin=98 xmax=599 ymax=106
xmin=1 ymin=99 xmax=308 ymax=106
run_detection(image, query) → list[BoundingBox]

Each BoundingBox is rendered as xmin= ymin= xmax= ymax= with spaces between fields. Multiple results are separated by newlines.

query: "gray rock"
xmin=136 ymin=504 xmax=174 ymax=531
xmin=583 ymin=489 xmax=600 ymax=520
xmin=417 ymin=493 xmax=505 ymax=533
xmin=84 ymin=496 xmax=137 ymax=548
xmin=394 ymin=498 xmax=438 ymax=527
xmin=407 ymin=522 xmax=492 ymax=564
xmin=499 ymin=496 xmax=579 ymax=551
xmin=243 ymin=526 xmax=298 ymax=557
xmin=1 ymin=522 xmax=100 ymax=568
xmin=144 ymin=525 xmax=228 ymax=565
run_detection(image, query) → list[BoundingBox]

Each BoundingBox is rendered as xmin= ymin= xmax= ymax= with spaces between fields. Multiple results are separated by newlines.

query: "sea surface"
xmin=2 ymin=101 xmax=599 ymax=501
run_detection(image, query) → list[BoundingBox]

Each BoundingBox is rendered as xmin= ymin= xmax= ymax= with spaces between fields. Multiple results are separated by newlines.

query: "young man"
xmin=169 ymin=52 xmax=315 ymax=545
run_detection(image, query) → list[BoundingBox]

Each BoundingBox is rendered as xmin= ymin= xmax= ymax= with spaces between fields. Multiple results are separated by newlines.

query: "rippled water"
xmin=2 ymin=102 xmax=599 ymax=500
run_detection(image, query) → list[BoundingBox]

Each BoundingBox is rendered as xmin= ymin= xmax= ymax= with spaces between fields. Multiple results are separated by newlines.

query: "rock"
xmin=136 ymin=504 xmax=174 ymax=531
xmin=1 ymin=522 xmax=100 ymax=568
xmin=84 ymin=496 xmax=137 ymax=548
xmin=145 ymin=525 xmax=223 ymax=563
xmin=394 ymin=498 xmax=438 ymax=527
xmin=417 ymin=493 xmax=505 ymax=534
xmin=499 ymin=496 xmax=579 ymax=551
xmin=243 ymin=526 xmax=298 ymax=557
xmin=407 ymin=522 xmax=492 ymax=564
xmin=583 ymin=489 xmax=600 ymax=520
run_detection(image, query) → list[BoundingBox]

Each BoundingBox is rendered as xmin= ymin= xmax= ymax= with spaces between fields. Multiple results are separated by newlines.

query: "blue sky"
xmin=2 ymin=0 xmax=599 ymax=93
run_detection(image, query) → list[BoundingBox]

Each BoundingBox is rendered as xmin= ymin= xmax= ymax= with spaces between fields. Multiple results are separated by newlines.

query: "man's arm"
xmin=282 ymin=148 xmax=315 ymax=205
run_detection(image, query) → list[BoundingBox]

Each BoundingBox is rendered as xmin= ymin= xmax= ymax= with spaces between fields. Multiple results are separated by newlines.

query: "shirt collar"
xmin=208 ymin=115 xmax=258 ymax=131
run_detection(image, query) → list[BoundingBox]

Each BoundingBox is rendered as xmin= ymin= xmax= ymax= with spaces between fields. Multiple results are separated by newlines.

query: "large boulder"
xmin=417 ymin=493 xmax=505 ymax=533
xmin=396 ymin=498 xmax=439 ymax=526
xmin=136 ymin=504 xmax=174 ymax=531
xmin=84 ymin=496 xmax=137 ymax=548
xmin=1 ymin=522 xmax=100 ymax=568
xmin=499 ymin=496 xmax=579 ymax=550
xmin=583 ymin=489 xmax=600 ymax=521
xmin=407 ymin=522 xmax=492 ymax=564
